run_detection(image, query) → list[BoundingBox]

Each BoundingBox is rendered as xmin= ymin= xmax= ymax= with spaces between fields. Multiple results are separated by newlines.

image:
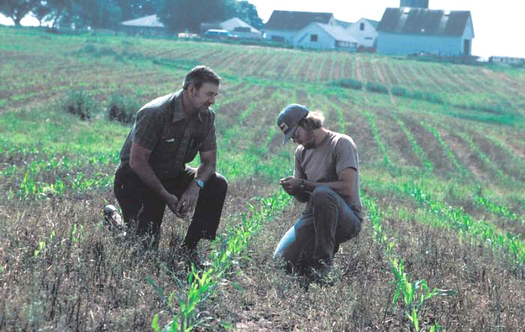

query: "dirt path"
xmin=354 ymin=57 xmax=363 ymax=82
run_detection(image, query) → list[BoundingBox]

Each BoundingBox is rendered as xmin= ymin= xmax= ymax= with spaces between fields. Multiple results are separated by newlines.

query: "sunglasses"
xmin=291 ymin=127 xmax=301 ymax=140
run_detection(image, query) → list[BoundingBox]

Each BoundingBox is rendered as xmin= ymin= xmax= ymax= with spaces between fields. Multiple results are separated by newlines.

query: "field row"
xmin=2 ymin=28 xmax=525 ymax=112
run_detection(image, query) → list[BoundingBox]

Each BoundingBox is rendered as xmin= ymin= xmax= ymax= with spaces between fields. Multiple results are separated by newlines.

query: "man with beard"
xmin=106 ymin=66 xmax=228 ymax=252
xmin=274 ymin=104 xmax=363 ymax=279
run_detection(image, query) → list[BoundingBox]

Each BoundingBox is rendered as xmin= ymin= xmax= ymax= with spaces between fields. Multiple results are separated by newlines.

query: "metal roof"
xmin=121 ymin=15 xmax=164 ymax=28
xmin=336 ymin=19 xmax=354 ymax=29
xmin=308 ymin=23 xmax=359 ymax=43
xmin=221 ymin=17 xmax=260 ymax=33
xmin=364 ymin=19 xmax=380 ymax=28
xmin=377 ymin=8 xmax=472 ymax=36
xmin=264 ymin=10 xmax=334 ymax=31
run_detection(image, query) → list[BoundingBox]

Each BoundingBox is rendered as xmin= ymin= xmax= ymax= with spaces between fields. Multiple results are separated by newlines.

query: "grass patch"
xmin=107 ymin=93 xmax=142 ymax=124
xmin=62 ymin=90 xmax=99 ymax=120
xmin=365 ymin=82 xmax=389 ymax=94
xmin=331 ymin=78 xmax=363 ymax=90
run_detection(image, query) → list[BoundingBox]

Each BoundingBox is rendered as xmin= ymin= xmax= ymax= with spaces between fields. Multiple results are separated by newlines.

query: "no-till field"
xmin=1 ymin=27 xmax=525 ymax=331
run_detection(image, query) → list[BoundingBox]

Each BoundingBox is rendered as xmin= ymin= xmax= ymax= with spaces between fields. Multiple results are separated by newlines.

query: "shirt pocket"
xmin=184 ymin=136 xmax=203 ymax=163
xmin=156 ymin=135 xmax=181 ymax=162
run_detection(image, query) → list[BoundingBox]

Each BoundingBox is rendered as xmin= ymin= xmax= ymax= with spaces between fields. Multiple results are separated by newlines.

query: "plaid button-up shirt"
xmin=119 ymin=90 xmax=217 ymax=180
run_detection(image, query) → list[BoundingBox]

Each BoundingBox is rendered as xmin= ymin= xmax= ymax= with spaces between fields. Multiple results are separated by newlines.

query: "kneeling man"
xmin=274 ymin=104 xmax=363 ymax=276
xmin=110 ymin=66 xmax=228 ymax=250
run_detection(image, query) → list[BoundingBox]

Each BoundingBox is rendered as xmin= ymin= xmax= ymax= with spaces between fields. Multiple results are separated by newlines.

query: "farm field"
xmin=1 ymin=26 xmax=525 ymax=331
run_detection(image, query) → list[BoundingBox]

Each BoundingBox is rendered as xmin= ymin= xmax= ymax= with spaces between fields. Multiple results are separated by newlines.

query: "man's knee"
xmin=311 ymin=186 xmax=334 ymax=204
xmin=210 ymin=173 xmax=228 ymax=195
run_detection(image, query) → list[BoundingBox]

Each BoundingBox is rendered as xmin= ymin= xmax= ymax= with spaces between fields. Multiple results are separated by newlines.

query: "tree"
xmin=159 ymin=0 xmax=228 ymax=33
xmin=233 ymin=0 xmax=262 ymax=29
xmin=0 ymin=0 xmax=39 ymax=26
xmin=32 ymin=0 xmax=52 ymax=26
xmin=69 ymin=0 xmax=122 ymax=29
xmin=40 ymin=0 xmax=74 ymax=28
xmin=116 ymin=0 xmax=163 ymax=21
xmin=159 ymin=0 xmax=262 ymax=33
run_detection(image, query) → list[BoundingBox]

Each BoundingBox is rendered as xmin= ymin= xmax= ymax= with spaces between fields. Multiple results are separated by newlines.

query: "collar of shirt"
xmin=171 ymin=90 xmax=203 ymax=124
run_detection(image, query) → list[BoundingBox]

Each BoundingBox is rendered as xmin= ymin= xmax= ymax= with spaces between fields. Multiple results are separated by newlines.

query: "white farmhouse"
xmin=294 ymin=22 xmax=358 ymax=51
xmin=345 ymin=18 xmax=379 ymax=50
xmin=377 ymin=7 xmax=474 ymax=56
xmin=263 ymin=10 xmax=335 ymax=43
xmin=120 ymin=15 xmax=166 ymax=35
xmin=219 ymin=17 xmax=262 ymax=39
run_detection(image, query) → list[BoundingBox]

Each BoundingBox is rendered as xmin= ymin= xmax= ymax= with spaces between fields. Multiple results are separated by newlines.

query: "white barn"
xmin=294 ymin=22 xmax=358 ymax=51
xmin=345 ymin=18 xmax=379 ymax=50
xmin=376 ymin=7 xmax=474 ymax=56
xmin=120 ymin=15 xmax=166 ymax=35
xmin=263 ymin=10 xmax=335 ymax=43
xmin=219 ymin=17 xmax=262 ymax=39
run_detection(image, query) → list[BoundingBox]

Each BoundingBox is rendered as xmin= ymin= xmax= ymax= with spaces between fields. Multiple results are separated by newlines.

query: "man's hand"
xmin=165 ymin=194 xmax=182 ymax=217
xmin=280 ymin=176 xmax=301 ymax=195
xmin=175 ymin=182 xmax=201 ymax=218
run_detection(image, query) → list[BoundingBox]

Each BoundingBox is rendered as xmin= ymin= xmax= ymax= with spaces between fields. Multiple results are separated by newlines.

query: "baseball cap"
xmin=277 ymin=104 xmax=309 ymax=144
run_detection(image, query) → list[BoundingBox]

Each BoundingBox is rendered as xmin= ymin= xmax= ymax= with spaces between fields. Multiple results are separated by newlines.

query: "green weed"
xmin=107 ymin=93 xmax=141 ymax=124
xmin=63 ymin=90 xmax=99 ymax=120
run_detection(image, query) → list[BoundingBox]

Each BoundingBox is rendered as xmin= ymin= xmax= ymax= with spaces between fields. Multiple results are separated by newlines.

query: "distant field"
xmin=1 ymin=26 xmax=525 ymax=331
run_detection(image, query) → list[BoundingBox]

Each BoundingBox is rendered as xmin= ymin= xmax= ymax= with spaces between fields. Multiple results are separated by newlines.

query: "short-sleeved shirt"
xmin=294 ymin=130 xmax=362 ymax=219
xmin=119 ymin=90 xmax=217 ymax=180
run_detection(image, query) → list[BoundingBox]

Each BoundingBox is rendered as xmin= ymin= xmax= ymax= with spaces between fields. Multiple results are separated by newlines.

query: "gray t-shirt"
xmin=294 ymin=130 xmax=362 ymax=218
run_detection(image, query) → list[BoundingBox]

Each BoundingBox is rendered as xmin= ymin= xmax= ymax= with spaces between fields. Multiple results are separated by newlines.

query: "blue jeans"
xmin=274 ymin=186 xmax=362 ymax=269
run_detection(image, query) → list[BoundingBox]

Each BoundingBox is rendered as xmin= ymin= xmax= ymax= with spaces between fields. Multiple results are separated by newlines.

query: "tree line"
xmin=0 ymin=0 xmax=263 ymax=32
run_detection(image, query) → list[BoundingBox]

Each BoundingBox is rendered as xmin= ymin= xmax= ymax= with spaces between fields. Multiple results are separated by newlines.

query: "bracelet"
xmin=194 ymin=179 xmax=204 ymax=189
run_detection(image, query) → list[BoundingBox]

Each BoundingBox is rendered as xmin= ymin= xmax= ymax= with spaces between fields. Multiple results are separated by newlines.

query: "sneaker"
xmin=103 ymin=205 xmax=127 ymax=238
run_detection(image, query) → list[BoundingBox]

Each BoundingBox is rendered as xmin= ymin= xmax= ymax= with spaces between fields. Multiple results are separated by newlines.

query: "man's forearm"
xmin=302 ymin=179 xmax=351 ymax=200
xmin=130 ymin=162 xmax=170 ymax=200
xmin=195 ymin=161 xmax=216 ymax=183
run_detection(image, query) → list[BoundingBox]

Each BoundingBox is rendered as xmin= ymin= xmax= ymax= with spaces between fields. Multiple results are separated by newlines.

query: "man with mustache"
xmin=106 ymin=66 xmax=228 ymax=252
xmin=274 ymin=104 xmax=362 ymax=280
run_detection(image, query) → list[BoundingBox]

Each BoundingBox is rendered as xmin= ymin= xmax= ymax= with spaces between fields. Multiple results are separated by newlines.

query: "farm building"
xmin=345 ymin=18 xmax=379 ymax=50
xmin=293 ymin=22 xmax=358 ymax=51
xmin=120 ymin=15 xmax=166 ymax=36
xmin=220 ymin=17 xmax=261 ymax=39
xmin=376 ymin=7 xmax=474 ymax=56
xmin=335 ymin=19 xmax=353 ymax=30
xmin=263 ymin=10 xmax=335 ymax=43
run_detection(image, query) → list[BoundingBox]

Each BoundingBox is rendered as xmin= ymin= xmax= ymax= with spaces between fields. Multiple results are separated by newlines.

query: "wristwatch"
xmin=300 ymin=179 xmax=306 ymax=191
xmin=194 ymin=179 xmax=204 ymax=189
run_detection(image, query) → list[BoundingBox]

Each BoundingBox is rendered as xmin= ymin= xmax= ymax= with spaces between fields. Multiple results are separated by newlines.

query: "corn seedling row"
xmin=363 ymin=194 xmax=454 ymax=331
xmin=364 ymin=110 xmax=394 ymax=170
xmin=393 ymin=115 xmax=434 ymax=173
xmin=458 ymin=132 xmax=509 ymax=181
xmin=420 ymin=122 xmax=468 ymax=176
xmin=473 ymin=190 xmax=521 ymax=222
xmin=150 ymin=191 xmax=292 ymax=332
xmin=399 ymin=182 xmax=525 ymax=269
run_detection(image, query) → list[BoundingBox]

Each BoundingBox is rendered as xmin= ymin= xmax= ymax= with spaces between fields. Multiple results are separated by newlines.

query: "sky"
xmin=1 ymin=0 xmax=523 ymax=58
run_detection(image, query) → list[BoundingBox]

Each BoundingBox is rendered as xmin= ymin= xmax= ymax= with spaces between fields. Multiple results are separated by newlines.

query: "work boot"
xmin=103 ymin=205 xmax=127 ymax=239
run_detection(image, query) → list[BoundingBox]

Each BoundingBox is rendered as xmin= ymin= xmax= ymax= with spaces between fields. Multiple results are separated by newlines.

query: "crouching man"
xmin=274 ymin=104 xmax=363 ymax=278
xmin=108 ymin=66 xmax=228 ymax=251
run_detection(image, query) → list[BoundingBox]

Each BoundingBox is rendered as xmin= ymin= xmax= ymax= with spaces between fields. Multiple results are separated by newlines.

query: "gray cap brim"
xmin=283 ymin=123 xmax=300 ymax=144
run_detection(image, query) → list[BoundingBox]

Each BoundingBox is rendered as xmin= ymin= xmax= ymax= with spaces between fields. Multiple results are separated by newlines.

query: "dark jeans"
xmin=114 ymin=164 xmax=228 ymax=248
xmin=274 ymin=186 xmax=362 ymax=270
